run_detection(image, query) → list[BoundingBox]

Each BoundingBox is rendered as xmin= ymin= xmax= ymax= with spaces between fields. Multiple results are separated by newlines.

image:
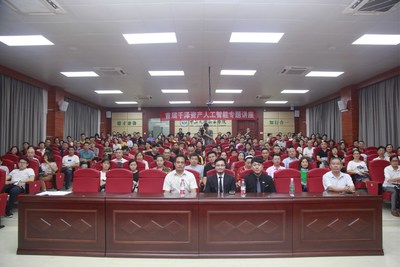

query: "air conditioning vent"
xmin=343 ymin=0 xmax=400 ymax=15
xmin=256 ymin=95 xmax=271 ymax=100
xmin=94 ymin=67 xmax=127 ymax=76
xmin=280 ymin=66 xmax=313 ymax=76
xmin=134 ymin=95 xmax=153 ymax=101
xmin=4 ymin=0 xmax=67 ymax=15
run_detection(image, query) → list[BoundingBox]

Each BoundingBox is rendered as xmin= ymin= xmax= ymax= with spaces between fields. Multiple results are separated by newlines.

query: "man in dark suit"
xmin=204 ymin=158 xmax=236 ymax=193
xmin=245 ymin=157 xmax=276 ymax=193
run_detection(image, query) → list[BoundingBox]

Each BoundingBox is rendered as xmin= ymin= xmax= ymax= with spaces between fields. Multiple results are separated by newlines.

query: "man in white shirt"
xmin=373 ymin=146 xmax=390 ymax=161
xmin=282 ymin=147 xmax=298 ymax=168
xmin=323 ymin=158 xmax=355 ymax=193
xmin=4 ymin=157 xmax=35 ymax=217
xmin=302 ymin=140 xmax=315 ymax=160
xmin=112 ymin=149 xmax=128 ymax=167
xmin=61 ymin=147 xmax=80 ymax=190
xmin=266 ymin=154 xmax=285 ymax=179
xmin=185 ymin=153 xmax=204 ymax=177
xmin=383 ymin=156 xmax=400 ymax=217
xmin=163 ymin=155 xmax=198 ymax=194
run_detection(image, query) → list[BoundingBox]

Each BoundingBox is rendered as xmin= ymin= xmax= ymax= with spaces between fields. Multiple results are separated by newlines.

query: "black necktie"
xmin=218 ymin=176 xmax=223 ymax=193
xmin=256 ymin=177 xmax=261 ymax=193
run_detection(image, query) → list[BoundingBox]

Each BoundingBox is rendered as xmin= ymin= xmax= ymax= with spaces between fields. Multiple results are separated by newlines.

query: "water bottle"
xmin=240 ymin=179 xmax=246 ymax=197
xmin=179 ymin=178 xmax=185 ymax=198
xmin=289 ymin=177 xmax=295 ymax=197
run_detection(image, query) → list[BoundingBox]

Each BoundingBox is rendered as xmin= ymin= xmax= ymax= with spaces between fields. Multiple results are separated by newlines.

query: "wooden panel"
xmin=106 ymin=198 xmax=198 ymax=256
xmin=17 ymin=194 xmax=105 ymax=256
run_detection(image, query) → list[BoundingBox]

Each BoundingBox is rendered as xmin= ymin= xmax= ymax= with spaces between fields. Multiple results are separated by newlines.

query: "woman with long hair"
xmin=39 ymin=152 xmax=58 ymax=191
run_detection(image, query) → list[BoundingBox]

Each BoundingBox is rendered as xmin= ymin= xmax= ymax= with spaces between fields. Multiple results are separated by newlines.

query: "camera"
xmin=199 ymin=127 xmax=205 ymax=136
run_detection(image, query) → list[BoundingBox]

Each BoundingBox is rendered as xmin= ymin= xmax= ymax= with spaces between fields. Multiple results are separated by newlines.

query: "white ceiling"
xmin=0 ymin=0 xmax=399 ymax=108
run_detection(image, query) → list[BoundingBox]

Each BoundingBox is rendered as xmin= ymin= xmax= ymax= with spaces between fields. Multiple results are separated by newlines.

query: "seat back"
xmin=0 ymin=193 xmax=7 ymax=217
xmin=369 ymin=160 xmax=390 ymax=183
xmin=2 ymin=159 xmax=14 ymax=172
xmin=239 ymin=169 xmax=253 ymax=180
xmin=233 ymin=160 xmax=245 ymax=173
xmin=72 ymin=168 xmax=100 ymax=193
xmin=105 ymin=168 xmax=133 ymax=193
xmin=185 ymin=169 xmax=201 ymax=190
xmin=138 ymin=169 xmax=166 ymax=193
xmin=2 ymin=154 xmax=19 ymax=165
xmin=306 ymin=168 xmax=330 ymax=193
xmin=274 ymin=169 xmax=302 ymax=193
xmin=274 ymin=169 xmax=301 ymax=180
xmin=288 ymin=160 xmax=300 ymax=170
xmin=0 ymin=169 xmax=6 ymax=192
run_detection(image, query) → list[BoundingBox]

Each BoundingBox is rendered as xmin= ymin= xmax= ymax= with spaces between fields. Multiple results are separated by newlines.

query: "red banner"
xmin=160 ymin=110 xmax=257 ymax=121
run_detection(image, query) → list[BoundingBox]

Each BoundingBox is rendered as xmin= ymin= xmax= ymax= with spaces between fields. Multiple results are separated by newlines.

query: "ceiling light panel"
xmin=212 ymin=101 xmax=234 ymax=104
xmin=230 ymin=32 xmax=284 ymax=43
xmin=115 ymin=101 xmax=138 ymax=104
xmin=123 ymin=32 xmax=177 ymax=44
xmin=61 ymin=71 xmax=98 ymax=77
xmin=281 ymin=90 xmax=309 ymax=94
xmin=169 ymin=101 xmax=191 ymax=104
xmin=220 ymin=70 xmax=256 ymax=76
xmin=95 ymin=90 xmax=123 ymax=94
xmin=149 ymin=71 xmax=184 ymax=76
xmin=161 ymin=89 xmax=188 ymax=93
xmin=352 ymin=34 xmax=400 ymax=45
xmin=306 ymin=71 xmax=344 ymax=77
xmin=0 ymin=35 xmax=54 ymax=46
xmin=215 ymin=89 xmax=243 ymax=94
xmin=265 ymin=101 xmax=288 ymax=104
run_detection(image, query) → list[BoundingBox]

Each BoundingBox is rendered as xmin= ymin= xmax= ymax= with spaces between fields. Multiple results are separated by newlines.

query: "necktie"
xmin=218 ymin=176 xmax=223 ymax=193
xmin=256 ymin=177 xmax=261 ymax=193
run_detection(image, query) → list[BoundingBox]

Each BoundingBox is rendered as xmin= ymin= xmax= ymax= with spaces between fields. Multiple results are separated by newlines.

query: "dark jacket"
xmin=244 ymin=172 xmax=276 ymax=193
xmin=204 ymin=173 xmax=236 ymax=193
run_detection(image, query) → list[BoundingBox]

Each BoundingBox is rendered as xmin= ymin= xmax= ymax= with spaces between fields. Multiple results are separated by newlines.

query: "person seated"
xmin=282 ymin=147 xmax=298 ymax=168
xmin=323 ymin=158 xmax=355 ymax=193
xmin=145 ymin=143 xmax=160 ymax=160
xmin=8 ymin=146 xmax=20 ymax=156
xmin=61 ymin=146 xmax=80 ymax=190
xmin=99 ymin=159 xmax=111 ymax=191
xmin=153 ymin=155 xmax=171 ymax=173
xmin=162 ymin=147 xmax=174 ymax=162
xmin=302 ymin=140 xmax=315 ymax=160
xmin=185 ymin=153 xmax=204 ymax=177
xmin=4 ymin=157 xmax=35 ymax=217
xmin=261 ymin=148 xmax=271 ymax=162
xmin=236 ymin=155 xmax=253 ymax=182
xmin=0 ymin=156 xmax=10 ymax=176
xmin=346 ymin=149 xmax=370 ymax=183
xmin=163 ymin=155 xmax=198 ymax=194
xmin=266 ymin=154 xmax=285 ymax=179
xmin=382 ymin=156 xmax=400 ymax=217
xmin=316 ymin=141 xmax=330 ymax=168
xmin=122 ymin=146 xmax=135 ymax=160
xmin=373 ymin=146 xmax=389 ymax=161
xmin=203 ymin=151 xmax=217 ymax=188
xmin=112 ymin=148 xmax=128 ymax=167
xmin=204 ymin=158 xmax=236 ymax=193
xmin=26 ymin=146 xmax=40 ymax=163
xmin=78 ymin=142 xmax=94 ymax=168
xmin=244 ymin=157 xmax=276 ymax=193
xmin=39 ymin=152 xmax=58 ymax=191
xmin=272 ymin=144 xmax=283 ymax=156
xmin=135 ymin=151 xmax=149 ymax=169
xmin=128 ymin=159 xmax=139 ymax=190
xmin=299 ymin=157 xmax=310 ymax=191
xmin=36 ymin=142 xmax=46 ymax=156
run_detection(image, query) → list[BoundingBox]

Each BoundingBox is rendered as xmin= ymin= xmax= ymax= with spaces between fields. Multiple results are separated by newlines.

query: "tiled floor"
xmin=1 ymin=205 xmax=399 ymax=267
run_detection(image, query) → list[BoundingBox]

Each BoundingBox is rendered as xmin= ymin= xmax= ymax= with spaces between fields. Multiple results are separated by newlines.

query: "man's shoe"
xmin=391 ymin=210 xmax=399 ymax=217
xmin=5 ymin=211 xmax=13 ymax=218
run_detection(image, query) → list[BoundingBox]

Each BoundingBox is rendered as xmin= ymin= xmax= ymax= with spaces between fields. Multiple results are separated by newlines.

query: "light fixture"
xmin=215 ymin=89 xmax=243 ymax=94
xmin=95 ymin=90 xmax=123 ymax=94
xmin=352 ymin=34 xmax=400 ymax=45
xmin=230 ymin=32 xmax=284 ymax=43
xmin=220 ymin=70 xmax=256 ymax=76
xmin=161 ymin=89 xmax=188 ymax=93
xmin=115 ymin=101 xmax=138 ymax=104
xmin=212 ymin=101 xmax=234 ymax=104
xmin=169 ymin=101 xmax=191 ymax=104
xmin=281 ymin=89 xmax=309 ymax=94
xmin=306 ymin=71 xmax=344 ymax=77
xmin=265 ymin=101 xmax=288 ymax=104
xmin=61 ymin=71 xmax=98 ymax=77
xmin=0 ymin=35 xmax=54 ymax=46
xmin=123 ymin=32 xmax=177 ymax=44
xmin=149 ymin=71 xmax=184 ymax=76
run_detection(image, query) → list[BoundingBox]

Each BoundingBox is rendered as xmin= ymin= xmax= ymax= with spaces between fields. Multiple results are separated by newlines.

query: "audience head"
xmin=251 ymin=157 xmax=264 ymax=175
xmin=299 ymin=157 xmax=309 ymax=169
xmin=214 ymin=158 xmax=227 ymax=174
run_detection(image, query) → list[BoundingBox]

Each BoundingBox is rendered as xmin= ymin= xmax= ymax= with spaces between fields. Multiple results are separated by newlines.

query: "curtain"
xmin=63 ymin=98 xmax=100 ymax=140
xmin=307 ymin=97 xmax=342 ymax=141
xmin=0 ymin=74 xmax=45 ymax=154
xmin=359 ymin=76 xmax=400 ymax=147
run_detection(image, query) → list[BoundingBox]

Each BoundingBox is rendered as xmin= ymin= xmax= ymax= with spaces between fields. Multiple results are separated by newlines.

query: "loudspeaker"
xmin=337 ymin=100 xmax=347 ymax=112
xmin=106 ymin=111 xmax=112 ymax=118
xmin=58 ymin=100 xmax=69 ymax=112
xmin=294 ymin=110 xmax=300 ymax=117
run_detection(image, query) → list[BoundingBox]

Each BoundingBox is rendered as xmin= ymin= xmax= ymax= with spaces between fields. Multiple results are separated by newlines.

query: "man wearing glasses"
xmin=204 ymin=158 xmax=236 ymax=193
xmin=4 ymin=157 xmax=35 ymax=218
xmin=383 ymin=156 xmax=400 ymax=217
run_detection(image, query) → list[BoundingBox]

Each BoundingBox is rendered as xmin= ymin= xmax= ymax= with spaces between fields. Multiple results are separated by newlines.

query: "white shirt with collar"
xmin=383 ymin=165 xmax=400 ymax=187
xmin=266 ymin=165 xmax=285 ymax=179
xmin=163 ymin=170 xmax=198 ymax=193
xmin=322 ymin=171 xmax=354 ymax=191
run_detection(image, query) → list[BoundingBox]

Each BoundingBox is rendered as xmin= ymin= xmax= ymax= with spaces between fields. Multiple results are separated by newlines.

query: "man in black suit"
xmin=245 ymin=157 xmax=276 ymax=193
xmin=204 ymin=158 xmax=236 ymax=193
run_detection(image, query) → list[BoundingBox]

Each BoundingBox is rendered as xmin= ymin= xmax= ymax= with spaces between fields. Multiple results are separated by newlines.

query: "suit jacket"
xmin=204 ymin=173 xmax=236 ymax=193
xmin=244 ymin=172 xmax=276 ymax=193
